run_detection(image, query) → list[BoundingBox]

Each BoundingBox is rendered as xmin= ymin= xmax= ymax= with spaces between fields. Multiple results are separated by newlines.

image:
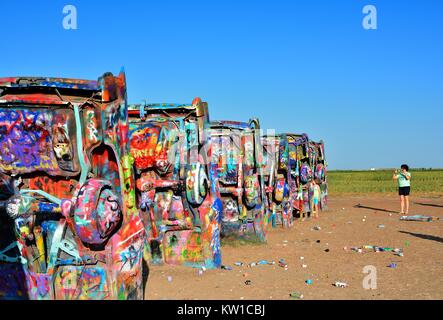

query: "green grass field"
xmin=327 ymin=169 xmax=443 ymax=195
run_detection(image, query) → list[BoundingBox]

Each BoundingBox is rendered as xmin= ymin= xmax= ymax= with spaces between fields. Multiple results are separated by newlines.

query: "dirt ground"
xmin=145 ymin=194 xmax=443 ymax=300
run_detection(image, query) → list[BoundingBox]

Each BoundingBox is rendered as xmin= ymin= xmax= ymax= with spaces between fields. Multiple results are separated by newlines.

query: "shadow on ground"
xmin=399 ymin=231 xmax=443 ymax=244
xmin=354 ymin=203 xmax=398 ymax=213
xmin=414 ymin=202 xmax=443 ymax=208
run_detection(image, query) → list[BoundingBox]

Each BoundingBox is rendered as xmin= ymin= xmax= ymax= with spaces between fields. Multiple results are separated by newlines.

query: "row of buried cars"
xmin=0 ymin=71 xmax=327 ymax=300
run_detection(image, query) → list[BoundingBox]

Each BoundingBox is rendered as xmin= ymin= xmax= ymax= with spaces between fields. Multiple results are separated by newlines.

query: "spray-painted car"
xmin=261 ymin=133 xmax=310 ymax=227
xmin=208 ymin=119 xmax=268 ymax=241
xmin=0 ymin=71 xmax=145 ymax=300
xmin=308 ymin=140 xmax=328 ymax=210
xmin=127 ymin=98 xmax=222 ymax=269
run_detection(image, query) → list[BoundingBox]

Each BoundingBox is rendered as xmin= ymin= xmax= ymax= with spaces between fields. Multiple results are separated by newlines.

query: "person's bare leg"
xmin=309 ymin=201 xmax=314 ymax=219
xmin=400 ymin=195 xmax=405 ymax=214
xmin=405 ymin=196 xmax=409 ymax=214
xmin=315 ymin=204 xmax=319 ymax=218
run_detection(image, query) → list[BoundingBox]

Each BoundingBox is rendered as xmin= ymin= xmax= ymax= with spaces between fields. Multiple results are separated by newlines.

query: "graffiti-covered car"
xmin=127 ymin=98 xmax=222 ymax=269
xmin=0 ymin=71 xmax=145 ymax=300
xmin=308 ymin=140 xmax=328 ymax=210
xmin=261 ymin=133 xmax=310 ymax=227
xmin=208 ymin=119 xmax=268 ymax=241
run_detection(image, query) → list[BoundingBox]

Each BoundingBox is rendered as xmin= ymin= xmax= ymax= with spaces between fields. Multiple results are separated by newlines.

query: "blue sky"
xmin=1 ymin=0 xmax=442 ymax=169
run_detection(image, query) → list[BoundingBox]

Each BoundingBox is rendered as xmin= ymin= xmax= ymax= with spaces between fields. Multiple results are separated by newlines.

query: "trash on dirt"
xmin=388 ymin=263 xmax=397 ymax=268
xmin=316 ymin=240 xmax=321 ymax=243
xmin=362 ymin=219 xmax=366 ymax=222
xmin=257 ymin=260 xmax=269 ymax=265
xmin=324 ymin=249 xmax=330 ymax=253
xmin=400 ymin=215 xmax=438 ymax=222
xmin=305 ymin=279 xmax=313 ymax=285
xmin=334 ymin=282 xmax=348 ymax=288
xmin=378 ymin=224 xmax=385 ymax=228
xmin=334 ymin=281 xmax=348 ymax=288
xmin=221 ymin=265 xmax=233 ymax=270
xmin=245 ymin=280 xmax=252 ymax=285
xmin=289 ymin=292 xmax=304 ymax=299
xmin=405 ymin=241 xmax=410 ymax=247
xmin=349 ymin=245 xmax=403 ymax=256
xmin=278 ymin=259 xmax=288 ymax=268
xmin=167 ymin=276 xmax=173 ymax=282
xmin=302 ymin=264 xmax=307 ymax=268
xmin=313 ymin=226 xmax=322 ymax=231
xmin=396 ymin=252 xmax=404 ymax=257
xmin=234 ymin=262 xmax=244 ymax=266
xmin=248 ymin=262 xmax=257 ymax=268
xmin=300 ymin=256 xmax=304 ymax=260
xmin=198 ymin=270 xmax=204 ymax=276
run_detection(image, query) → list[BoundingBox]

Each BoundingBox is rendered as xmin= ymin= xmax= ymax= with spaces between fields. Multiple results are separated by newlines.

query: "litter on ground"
xmin=289 ymin=292 xmax=304 ymax=299
xmin=334 ymin=281 xmax=348 ymax=288
xmin=400 ymin=215 xmax=439 ymax=222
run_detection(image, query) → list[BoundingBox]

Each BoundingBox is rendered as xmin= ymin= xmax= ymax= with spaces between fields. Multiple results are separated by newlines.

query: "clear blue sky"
xmin=1 ymin=0 xmax=442 ymax=170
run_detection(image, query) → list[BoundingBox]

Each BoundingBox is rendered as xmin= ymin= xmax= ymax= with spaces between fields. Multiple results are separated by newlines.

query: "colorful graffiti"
xmin=127 ymin=98 xmax=222 ymax=269
xmin=209 ymin=119 xmax=268 ymax=241
xmin=0 ymin=70 xmax=329 ymax=300
xmin=0 ymin=71 xmax=145 ymax=300
xmin=308 ymin=140 xmax=328 ymax=210
xmin=261 ymin=133 xmax=314 ymax=228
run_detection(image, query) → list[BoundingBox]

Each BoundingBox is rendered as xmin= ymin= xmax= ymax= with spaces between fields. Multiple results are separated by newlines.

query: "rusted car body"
xmin=208 ymin=119 xmax=268 ymax=241
xmin=261 ymin=133 xmax=310 ymax=227
xmin=0 ymin=72 xmax=145 ymax=300
xmin=127 ymin=98 xmax=222 ymax=269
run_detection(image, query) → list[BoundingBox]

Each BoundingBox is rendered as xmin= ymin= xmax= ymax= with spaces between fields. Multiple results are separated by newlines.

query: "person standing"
xmin=393 ymin=164 xmax=412 ymax=214
xmin=310 ymin=180 xmax=321 ymax=219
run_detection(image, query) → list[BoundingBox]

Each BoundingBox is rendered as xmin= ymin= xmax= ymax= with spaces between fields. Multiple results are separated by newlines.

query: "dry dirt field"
xmin=145 ymin=194 xmax=443 ymax=300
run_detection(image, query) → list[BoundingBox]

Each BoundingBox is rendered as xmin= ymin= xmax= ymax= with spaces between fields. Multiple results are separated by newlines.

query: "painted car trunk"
xmin=0 ymin=71 xmax=145 ymax=300
xmin=309 ymin=140 xmax=328 ymax=210
xmin=127 ymin=98 xmax=222 ymax=269
xmin=208 ymin=119 xmax=268 ymax=242
xmin=261 ymin=133 xmax=310 ymax=228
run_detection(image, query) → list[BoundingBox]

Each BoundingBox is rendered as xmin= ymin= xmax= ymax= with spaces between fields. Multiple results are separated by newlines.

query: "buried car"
xmin=308 ymin=140 xmax=328 ymax=210
xmin=208 ymin=119 xmax=268 ymax=241
xmin=127 ymin=98 xmax=222 ymax=269
xmin=0 ymin=71 xmax=145 ymax=300
xmin=261 ymin=133 xmax=310 ymax=227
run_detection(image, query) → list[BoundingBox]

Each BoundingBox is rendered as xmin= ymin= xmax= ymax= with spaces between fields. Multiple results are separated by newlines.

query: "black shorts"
xmin=399 ymin=186 xmax=410 ymax=196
